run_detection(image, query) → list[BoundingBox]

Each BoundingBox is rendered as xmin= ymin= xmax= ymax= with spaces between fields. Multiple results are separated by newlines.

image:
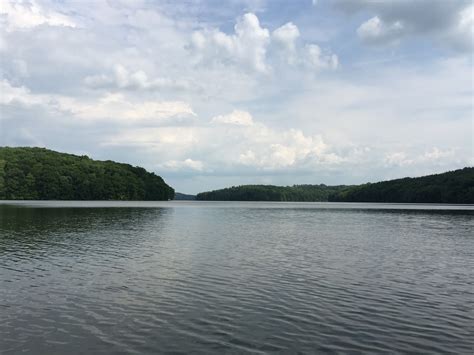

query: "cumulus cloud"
xmin=384 ymin=152 xmax=414 ymax=167
xmin=357 ymin=16 xmax=404 ymax=45
xmin=304 ymin=44 xmax=338 ymax=70
xmin=385 ymin=148 xmax=456 ymax=168
xmin=191 ymin=13 xmax=337 ymax=73
xmin=69 ymin=94 xmax=196 ymax=122
xmin=0 ymin=79 xmax=196 ymax=124
xmin=84 ymin=64 xmax=190 ymax=91
xmin=270 ymin=22 xmax=336 ymax=70
xmin=272 ymin=22 xmax=300 ymax=55
xmin=191 ymin=13 xmax=270 ymax=72
xmin=337 ymin=0 xmax=473 ymax=51
xmin=271 ymin=21 xmax=337 ymax=70
xmin=241 ymin=129 xmax=338 ymax=169
xmin=0 ymin=79 xmax=37 ymax=105
xmin=0 ymin=0 xmax=76 ymax=31
xmin=236 ymin=128 xmax=343 ymax=169
xmin=104 ymin=109 xmax=345 ymax=172
xmin=420 ymin=147 xmax=456 ymax=163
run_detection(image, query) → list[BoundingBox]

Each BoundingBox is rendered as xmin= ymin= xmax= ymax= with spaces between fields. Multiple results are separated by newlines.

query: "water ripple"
xmin=1 ymin=202 xmax=473 ymax=354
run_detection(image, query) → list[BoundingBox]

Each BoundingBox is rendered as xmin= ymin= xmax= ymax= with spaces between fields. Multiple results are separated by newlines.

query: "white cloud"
xmin=304 ymin=44 xmax=338 ymax=70
xmin=420 ymin=147 xmax=455 ymax=163
xmin=385 ymin=148 xmax=456 ymax=168
xmin=271 ymin=22 xmax=302 ymax=66
xmin=84 ymin=64 xmax=190 ymax=91
xmin=163 ymin=159 xmax=204 ymax=171
xmin=211 ymin=110 xmax=254 ymax=126
xmin=232 ymin=126 xmax=343 ymax=169
xmin=272 ymin=22 xmax=300 ymax=52
xmin=238 ymin=150 xmax=257 ymax=165
xmin=251 ymin=129 xmax=338 ymax=169
xmin=191 ymin=13 xmax=270 ymax=73
xmin=0 ymin=0 xmax=76 ymax=31
xmin=103 ymin=127 xmax=198 ymax=149
xmin=384 ymin=152 xmax=413 ymax=167
xmin=0 ymin=79 xmax=196 ymax=123
xmin=449 ymin=4 xmax=474 ymax=51
xmin=357 ymin=16 xmax=404 ymax=44
xmin=191 ymin=12 xmax=337 ymax=73
xmin=70 ymin=94 xmax=196 ymax=122
xmin=0 ymin=79 xmax=36 ymax=105
xmin=103 ymin=110 xmax=344 ymax=172
xmin=344 ymin=0 xmax=473 ymax=51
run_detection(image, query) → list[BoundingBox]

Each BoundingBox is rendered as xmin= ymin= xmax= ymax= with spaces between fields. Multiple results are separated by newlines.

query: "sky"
xmin=0 ymin=0 xmax=473 ymax=194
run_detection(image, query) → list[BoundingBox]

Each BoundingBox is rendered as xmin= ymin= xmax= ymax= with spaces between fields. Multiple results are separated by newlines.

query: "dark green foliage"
xmin=196 ymin=168 xmax=474 ymax=203
xmin=328 ymin=168 xmax=474 ymax=203
xmin=0 ymin=147 xmax=174 ymax=200
xmin=196 ymin=184 xmax=348 ymax=202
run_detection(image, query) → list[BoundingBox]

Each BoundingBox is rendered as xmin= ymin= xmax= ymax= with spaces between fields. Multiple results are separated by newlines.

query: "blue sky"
xmin=0 ymin=0 xmax=472 ymax=193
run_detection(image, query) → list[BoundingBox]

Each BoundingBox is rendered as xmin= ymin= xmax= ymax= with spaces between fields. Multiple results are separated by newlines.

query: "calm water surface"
xmin=1 ymin=201 xmax=473 ymax=354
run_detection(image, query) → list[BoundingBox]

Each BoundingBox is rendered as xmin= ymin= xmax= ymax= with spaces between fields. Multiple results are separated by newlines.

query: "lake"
xmin=1 ymin=201 xmax=473 ymax=354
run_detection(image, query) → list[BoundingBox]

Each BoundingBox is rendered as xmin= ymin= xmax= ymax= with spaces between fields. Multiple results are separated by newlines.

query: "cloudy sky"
xmin=0 ymin=0 xmax=473 ymax=193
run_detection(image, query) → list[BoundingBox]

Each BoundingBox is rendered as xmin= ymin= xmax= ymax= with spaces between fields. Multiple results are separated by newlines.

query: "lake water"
xmin=1 ymin=201 xmax=473 ymax=354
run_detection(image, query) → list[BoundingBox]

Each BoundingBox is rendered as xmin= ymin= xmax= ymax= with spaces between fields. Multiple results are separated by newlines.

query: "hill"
xmin=0 ymin=147 xmax=174 ymax=200
xmin=196 ymin=168 xmax=474 ymax=204
xmin=196 ymin=184 xmax=348 ymax=202
xmin=328 ymin=168 xmax=474 ymax=203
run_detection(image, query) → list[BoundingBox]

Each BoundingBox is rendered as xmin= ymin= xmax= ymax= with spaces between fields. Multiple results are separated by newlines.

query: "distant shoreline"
xmin=2 ymin=147 xmax=472 ymax=204
xmin=196 ymin=168 xmax=474 ymax=204
xmin=1 ymin=200 xmax=473 ymax=212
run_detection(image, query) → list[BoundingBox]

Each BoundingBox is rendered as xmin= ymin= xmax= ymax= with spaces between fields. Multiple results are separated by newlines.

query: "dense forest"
xmin=196 ymin=184 xmax=348 ymax=202
xmin=328 ymin=168 xmax=474 ymax=203
xmin=0 ymin=147 xmax=174 ymax=200
xmin=196 ymin=168 xmax=474 ymax=203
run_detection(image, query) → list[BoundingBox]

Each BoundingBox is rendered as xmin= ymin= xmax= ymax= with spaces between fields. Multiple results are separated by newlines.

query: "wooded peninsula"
xmin=0 ymin=147 xmax=174 ymax=200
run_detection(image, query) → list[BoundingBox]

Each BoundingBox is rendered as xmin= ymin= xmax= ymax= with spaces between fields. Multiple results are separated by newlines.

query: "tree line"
xmin=196 ymin=184 xmax=348 ymax=201
xmin=328 ymin=167 xmax=474 ymax=203
xmin=0 ymin=147 xmax=174 ymax=200
xmin=2 ymin=147 xmax=471 ymax=203
xmin=196 ymin=168 xmax=473 ymax=203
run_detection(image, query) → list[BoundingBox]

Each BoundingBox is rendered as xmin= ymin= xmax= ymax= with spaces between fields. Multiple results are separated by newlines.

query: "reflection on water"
xmin=0 ymin=206 xmax=170 ymax=255
xmin=1 ymin=202 xmax=473 ymax=354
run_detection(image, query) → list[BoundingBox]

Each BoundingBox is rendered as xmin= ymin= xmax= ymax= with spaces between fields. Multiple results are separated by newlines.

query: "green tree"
xmin=0 ymin=147 xmax=174 ymax=200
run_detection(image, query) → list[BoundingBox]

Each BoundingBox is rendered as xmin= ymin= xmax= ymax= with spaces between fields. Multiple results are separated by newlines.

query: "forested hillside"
xmin=328 ymin=168 xmax=474 ymax=203
xmin=196 ymin=168 xmax=474 ymax=203
xmin=196 ymin=184 xmax=348 ymax=201
xmin=174 ymin=193 xmax=196 ymax=200
xmin=0 ymin=147 xmax=174 ymax=200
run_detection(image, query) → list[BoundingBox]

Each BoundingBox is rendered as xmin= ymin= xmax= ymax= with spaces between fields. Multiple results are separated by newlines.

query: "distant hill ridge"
xmin=174 ymin=192 xmax=196 ymax=200
xmin=196 ymin=184 xmax=348 ymax=202
xmin=0 ymin=147 xmax=174 ymax=200
xmin=329 ymin=167 xmax=474 ymax=204
xmin=196 ymin=168 xmax=474 ymax=203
